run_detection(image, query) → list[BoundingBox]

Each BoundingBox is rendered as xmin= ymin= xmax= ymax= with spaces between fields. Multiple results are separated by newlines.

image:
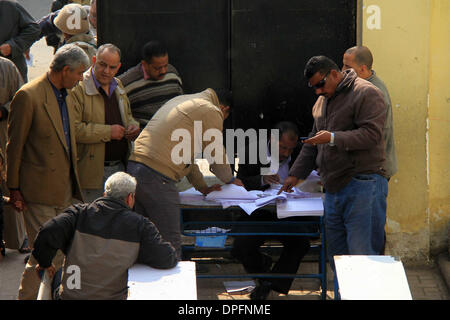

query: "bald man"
xmin=342 ymin=46 xmax=397 ymax=179
xmin=342 ymin=46 xmax=397 ymax=255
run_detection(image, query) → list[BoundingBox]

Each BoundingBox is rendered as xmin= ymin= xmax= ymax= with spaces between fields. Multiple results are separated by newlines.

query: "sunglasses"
xmin=308 ymin=72 xmax=330 ymax=90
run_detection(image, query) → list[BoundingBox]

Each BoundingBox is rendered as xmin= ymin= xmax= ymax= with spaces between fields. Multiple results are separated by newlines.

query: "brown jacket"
xmin=129 ymin=88 xmax=233 ymax=190
xmin=0 ymin=57 xmax=23 ymax=160
xmin=6 ymin=73 xmax=83 ymax=205
xmin=71 ymin=68 xmax=139 ymax=189
xmin=289 ymin=69 xmax=387 ymax=193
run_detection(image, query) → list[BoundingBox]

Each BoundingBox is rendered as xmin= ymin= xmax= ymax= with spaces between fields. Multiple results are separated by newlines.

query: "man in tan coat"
xmin=7 ymin=44 xmax=88 ymax=300
xmin=72 ymin=43 xmax=140 ymax=202
xmin=128 ymin=89 xmax=243 ymax=258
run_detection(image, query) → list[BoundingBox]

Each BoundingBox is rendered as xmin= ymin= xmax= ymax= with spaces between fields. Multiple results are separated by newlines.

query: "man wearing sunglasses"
xmin=280 ymin=56 xmax=388 ymax=271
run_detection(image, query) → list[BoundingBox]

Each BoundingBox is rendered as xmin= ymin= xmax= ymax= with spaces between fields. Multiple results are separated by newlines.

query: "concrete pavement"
xmin=1 ymin=246 xmax=449 ymax=300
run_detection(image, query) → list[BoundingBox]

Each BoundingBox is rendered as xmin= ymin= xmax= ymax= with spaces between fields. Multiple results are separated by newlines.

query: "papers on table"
xmin=237 ymin=192 xmax=288 ymax=215
xmin=180 ymin=187 xmax=203 ymax=196
xmin=179 ymin=180 xmax=324 ymax=217
xmin=127 ymin=262 xmax=197 ymax=300
xmin=205 ymin=184 xmax=260 ymax=200
xmin=276 ymin=197 xmax=324 ymax=218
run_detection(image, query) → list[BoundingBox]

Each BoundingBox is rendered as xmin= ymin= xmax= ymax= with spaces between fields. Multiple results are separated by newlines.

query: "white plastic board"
xmin=334 ymin=255 xmax=412 ymax=300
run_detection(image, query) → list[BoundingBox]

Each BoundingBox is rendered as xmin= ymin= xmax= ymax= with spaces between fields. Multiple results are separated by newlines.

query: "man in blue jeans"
xmin=280 ymin=56 xmax=388 ymax=270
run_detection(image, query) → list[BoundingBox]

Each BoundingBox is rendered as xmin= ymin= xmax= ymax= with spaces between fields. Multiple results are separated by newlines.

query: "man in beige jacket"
xmin=128 ymin=89 xmax=243 ymax=258
xmin=7 ymin=44 xmax=87 ymax=299
xmin=72 ymin=43 xmax=140 ymax=202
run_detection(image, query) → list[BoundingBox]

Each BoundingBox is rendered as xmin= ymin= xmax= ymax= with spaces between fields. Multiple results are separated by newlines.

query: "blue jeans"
xmin=324 ymin=174 xmax=388 ymax=270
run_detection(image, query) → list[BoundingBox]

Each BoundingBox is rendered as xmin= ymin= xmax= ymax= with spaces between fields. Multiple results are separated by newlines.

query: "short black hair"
xmin=304 ymin=55 xmax=340 ymax=79
xmin=274 ymin=121 xmax=299 ymax=140
xmin=142 ymin=40 xmax=168 ymax=63
xmin=214 ymin=88 xmax=233 ymax=109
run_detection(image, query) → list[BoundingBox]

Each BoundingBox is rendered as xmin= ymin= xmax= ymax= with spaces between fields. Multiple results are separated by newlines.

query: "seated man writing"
xmin=231 ymin=121 xmax=313 ymax=300
xmin=32 ymin=172 xmax=177 ymax=300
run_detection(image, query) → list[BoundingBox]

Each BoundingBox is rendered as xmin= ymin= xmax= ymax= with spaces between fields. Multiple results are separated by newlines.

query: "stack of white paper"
xmin=276 ymin=197 xmax=324 ymax=218
xmin=205 ymin=184 xmax=260 ymax=200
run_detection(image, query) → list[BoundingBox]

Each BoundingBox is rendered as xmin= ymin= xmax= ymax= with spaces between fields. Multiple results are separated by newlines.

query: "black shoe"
xmin=261 ymin=253 xmax=273 ymax=273
xmin=24 ymin=254 xmax=30 ymax=264
xmin=250 ymin=280 xmax=272 ymax=300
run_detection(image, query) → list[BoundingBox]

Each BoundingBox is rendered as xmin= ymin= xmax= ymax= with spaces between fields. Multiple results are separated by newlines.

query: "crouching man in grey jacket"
xmin=31 ymin=171 xmax=177 ymax=300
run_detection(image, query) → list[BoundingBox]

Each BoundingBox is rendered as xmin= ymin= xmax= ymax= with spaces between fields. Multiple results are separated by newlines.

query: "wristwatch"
xmin=328 ymin=132 xmax=335 ymax=146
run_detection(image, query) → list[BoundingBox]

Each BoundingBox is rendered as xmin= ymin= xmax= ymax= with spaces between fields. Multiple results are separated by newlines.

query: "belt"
xmin=104 ymin=160 xmax=122 ymax=167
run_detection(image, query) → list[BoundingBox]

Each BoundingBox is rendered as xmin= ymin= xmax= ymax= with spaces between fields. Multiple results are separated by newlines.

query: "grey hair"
xmin=96 ymin=43 xmax=121 ymax=60
xmin=50 ymin=44 xmax=90 ymax=72
xmin=104 ymin=172 xmax=137 ymax=200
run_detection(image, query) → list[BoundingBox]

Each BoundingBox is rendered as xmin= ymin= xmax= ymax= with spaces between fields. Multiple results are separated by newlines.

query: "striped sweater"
xmin=118 ymin=63 xmax=183 ymax=128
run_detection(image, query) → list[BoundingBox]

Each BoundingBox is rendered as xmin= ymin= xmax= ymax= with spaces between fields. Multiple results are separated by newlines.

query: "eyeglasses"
xmin=308 ymin=72 xmax=329 ymax=90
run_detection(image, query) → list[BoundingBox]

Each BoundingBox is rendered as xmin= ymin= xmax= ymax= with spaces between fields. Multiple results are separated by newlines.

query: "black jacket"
xmin=32 ymin=197 xmax=177 ymax=300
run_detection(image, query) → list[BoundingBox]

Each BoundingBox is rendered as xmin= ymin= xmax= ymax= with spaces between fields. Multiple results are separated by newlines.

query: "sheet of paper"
xmin=180 ymin=187 xmax=203 ymax=196
xmin=205 ymin=184 xmax=260 ymax=200
xmin=236 ymin=194 xmax=287 ymax=215
xmin=297 ymin=170 xmax=322 ymax=193
xmin=255 ymin=194 xmax=287 ymax=206
xmin=127 ymin=262 xmax=197 ymax=300
xmin=218 ymin=199 xmax=255 ymax=209
xmin=334 ymin=255 xmax=412 ymax=300
xmin=238 ymin=201 xmax=261 ymax=215
xmin=179 ymin=187 xmax=205 ymax=204
xmin=276 ymin=197 xmax=324 ymax=218
xmin=262 ymin=186 xmax=313 ymax=199
xmin=223 ymin=280 xmax=256 ymax=293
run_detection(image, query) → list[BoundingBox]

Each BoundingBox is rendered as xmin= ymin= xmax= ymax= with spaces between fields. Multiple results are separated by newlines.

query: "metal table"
xmin=179 ymin=193 xmax=327 ymax=299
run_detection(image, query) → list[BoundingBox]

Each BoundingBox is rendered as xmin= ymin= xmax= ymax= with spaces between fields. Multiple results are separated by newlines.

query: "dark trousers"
xmin=127 ymin=161 xmax=181 ymax=259
xmin=231 ymin=210 xmax=312 ymax=294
